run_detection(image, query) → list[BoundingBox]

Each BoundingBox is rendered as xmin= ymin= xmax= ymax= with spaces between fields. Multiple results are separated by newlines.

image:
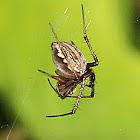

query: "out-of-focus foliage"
xmin=134 ymin=0 xmax=140 ymax=49
xmin=0 ymin=0 xmax=140 ymax=140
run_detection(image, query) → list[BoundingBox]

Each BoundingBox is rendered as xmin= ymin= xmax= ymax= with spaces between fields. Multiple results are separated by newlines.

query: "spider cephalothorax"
xmin=38 ymin=4 xmax=99 ymax=117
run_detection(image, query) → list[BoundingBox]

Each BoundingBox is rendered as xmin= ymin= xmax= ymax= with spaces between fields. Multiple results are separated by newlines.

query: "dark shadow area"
xmin=0 ymin=89 xmax=34 ymax=140
xmin=0 ymin=88 xmax=17 ymax=129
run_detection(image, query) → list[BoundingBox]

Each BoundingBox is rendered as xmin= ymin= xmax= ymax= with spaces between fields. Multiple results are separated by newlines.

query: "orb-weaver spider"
xmin=38 ymin=4 xmax=99 ymax=117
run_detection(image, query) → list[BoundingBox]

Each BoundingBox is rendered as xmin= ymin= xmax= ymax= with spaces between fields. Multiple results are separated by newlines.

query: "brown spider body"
xmin=52 ymin=41 xmax=87 ymax=98
xmin=52 ymin=41 xmax=87 ymax=79
xmin=38 ymin=4 xmax=99 ymax=117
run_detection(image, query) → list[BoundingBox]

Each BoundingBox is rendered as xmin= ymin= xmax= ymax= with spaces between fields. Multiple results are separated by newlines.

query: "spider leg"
xmin=89 ymin=70 xmax=95 ymax=97
xmin=81 ymin=4 xmax=99 ymax=68
xmin=47 ymin=78 xmax=65 ymax=99
xmin=46 ymin=78 xmax=86 ymax=117
xmin=65 ymin=95 xmax=92 ymax=98
xmin=65 ymin=70 xmax=95 ymax=98
xmin=62 ymin=84 xmax=91 ymax=98
xmin=65 ymin=95 xmax=94 ymax=98
xmin=71 ymin=40 xmax=75 ymax=45
xmin=48 ymin=78 xmax=77 ymax=99
xmin=49 ymin=23 xmax=61 ymax=46
xmin=38 ymin=69 xmax=65 ymax=82
xmin=65 ymin=86 xmax=94 ymax=98
xmin=64 ymin=84 xmax=93 ymax=98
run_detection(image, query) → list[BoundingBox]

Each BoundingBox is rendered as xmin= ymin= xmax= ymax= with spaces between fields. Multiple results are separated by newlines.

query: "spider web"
xmin=3 ymin=72 xmax=37 ymax=140
xmin=0 ymin=6 xmax=94 ymax=139
xmin=1 ymin=7 xmax=72 ymax=140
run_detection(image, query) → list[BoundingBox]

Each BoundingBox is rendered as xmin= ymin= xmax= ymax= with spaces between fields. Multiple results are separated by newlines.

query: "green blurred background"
xmin=0 ymin=0 xmax=140 ymax=140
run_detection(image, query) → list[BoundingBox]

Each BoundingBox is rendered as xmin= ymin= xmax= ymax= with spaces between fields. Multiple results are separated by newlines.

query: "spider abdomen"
xmin=52 ymin=42 xmax=87 ymax=79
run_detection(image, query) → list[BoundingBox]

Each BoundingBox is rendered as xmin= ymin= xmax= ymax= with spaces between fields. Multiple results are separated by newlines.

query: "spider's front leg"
xmin=81 ymin=4 xmax=99 ymax=68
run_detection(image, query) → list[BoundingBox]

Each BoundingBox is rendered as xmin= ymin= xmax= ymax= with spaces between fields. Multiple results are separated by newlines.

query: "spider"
xmin=38 ymin=4 xmax=99 ymax=117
